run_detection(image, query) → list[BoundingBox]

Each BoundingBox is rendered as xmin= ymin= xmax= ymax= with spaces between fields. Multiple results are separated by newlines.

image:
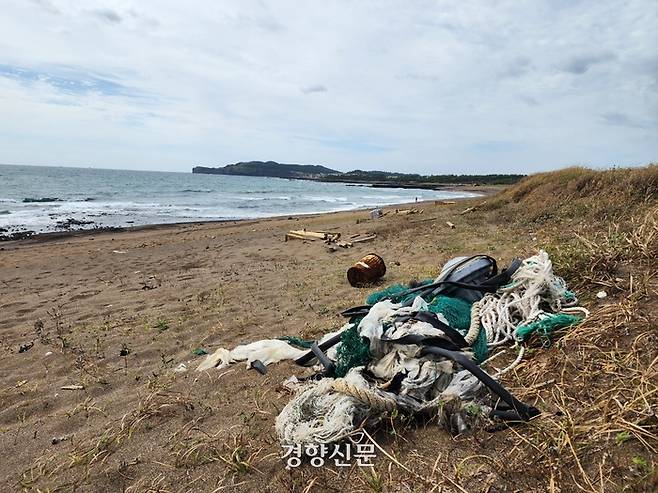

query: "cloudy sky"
xmin=0 ymin=0 xmax=656 ymax=174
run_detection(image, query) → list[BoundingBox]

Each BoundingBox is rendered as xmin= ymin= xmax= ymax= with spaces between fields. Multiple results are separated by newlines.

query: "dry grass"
xmin=485 ymin=165 xmax=658 ymax=492
xmin=484 ymin=164 xmax=658 ymax=224
xmin=19 ymin=379 xmax=202 ymax=491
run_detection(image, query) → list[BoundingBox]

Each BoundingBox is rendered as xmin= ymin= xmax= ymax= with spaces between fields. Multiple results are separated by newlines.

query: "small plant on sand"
xmin=154 ymin=319 xmax=169 ymax=332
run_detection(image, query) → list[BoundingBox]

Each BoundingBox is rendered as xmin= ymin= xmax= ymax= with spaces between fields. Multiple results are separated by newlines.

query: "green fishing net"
xmin=334 ymin=317 xmax=370 ymax=378
xmin=427 ymin=295 xmax=488 ymax=363
xmin=334 ymin=286 xmax=491 ymax=376
xmin=365 ymin=279 xmax=433 ymax=306
xmin=277 ymin=336 xmax=314 ymax=349
xmin=515 ymin=313 xmax=581 ymax=342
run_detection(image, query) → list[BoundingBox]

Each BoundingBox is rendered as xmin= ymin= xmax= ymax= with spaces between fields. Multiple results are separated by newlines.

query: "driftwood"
xmin=351 ymin=234 xmax=377 ymax=244
xmin=446 ymin=221 xmax=456 ymax=229
xmin=286 ymin=229 xmax=375 ymax=248
xmin=435 ymin=200 xmax=456 ymax=205
xmin=285 ymin=230 xmax=341 ymax=242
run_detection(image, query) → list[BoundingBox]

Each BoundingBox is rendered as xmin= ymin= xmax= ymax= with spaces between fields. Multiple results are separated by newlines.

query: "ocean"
xmin=0 ymin=164 xmax=478 ymax=237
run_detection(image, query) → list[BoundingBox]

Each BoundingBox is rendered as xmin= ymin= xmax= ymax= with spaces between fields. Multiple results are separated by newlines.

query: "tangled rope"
xmin=462 ymin=250 xmax=587 ymax=376
xmin=331 ymin=379 xmax=397 ymax=411
xmin=478 ymin=250 xmax=580 ymax=347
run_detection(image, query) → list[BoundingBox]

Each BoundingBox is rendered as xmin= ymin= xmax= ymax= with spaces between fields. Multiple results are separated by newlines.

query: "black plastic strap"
xmin=250 ymin=360 xmax=267 ymax=375
xmin=294 ymin=332 xmax=343 ymax=366
xmin=479 ymin=258 xmax=522 ymax=290
xmin=311 ymin=342 xmax=335 ymax=376
xmin=419 ymin=346 xmax=540 ymax=421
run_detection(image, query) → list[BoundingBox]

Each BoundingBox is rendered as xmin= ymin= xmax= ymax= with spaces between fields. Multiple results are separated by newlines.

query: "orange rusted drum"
xmin=347 ymin=253 xmax=386 ymax=287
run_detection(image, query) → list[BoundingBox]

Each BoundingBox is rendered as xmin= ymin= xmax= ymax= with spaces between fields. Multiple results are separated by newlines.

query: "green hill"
xmin=192 ymin=161 xmax=340 ymax=179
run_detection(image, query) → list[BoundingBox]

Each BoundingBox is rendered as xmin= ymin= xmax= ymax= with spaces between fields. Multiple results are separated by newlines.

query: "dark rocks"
xmin=55 ymin=218 xmax=94 ymax=230
xmin=22 ymin=197 xmax=61 ymax=203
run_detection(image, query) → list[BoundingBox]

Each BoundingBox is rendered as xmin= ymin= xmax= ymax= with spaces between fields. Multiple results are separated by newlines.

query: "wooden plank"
xmin=289 ymin=229 xmax=327 ymax=239
xmin=285 ymin=232 xmax=316 ymax=241
xmin=351 ymin=234 xmax=377 ymax=244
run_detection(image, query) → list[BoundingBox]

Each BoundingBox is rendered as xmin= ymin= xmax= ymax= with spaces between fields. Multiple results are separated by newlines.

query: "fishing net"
xmin=277 ymin=336 xmax=314 ymax=349
xmin=365 ymin=279 xmax=433 ymax=306
xmin=514 ymin=313 xmax=581 ymax=342
xmin=427 ymin=295 xmax=488 ymax=363
xmin=334 ymin=318 xmax=371 ymax=378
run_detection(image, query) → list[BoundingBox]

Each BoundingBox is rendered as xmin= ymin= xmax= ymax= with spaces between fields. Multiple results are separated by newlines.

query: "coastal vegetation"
xmin=193 ymin=160 xmax=525 ymax=186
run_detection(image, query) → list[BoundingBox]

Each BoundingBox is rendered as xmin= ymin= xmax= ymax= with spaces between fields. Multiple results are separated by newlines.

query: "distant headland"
xmin=192 ymin=161 xmax=525 ymax=189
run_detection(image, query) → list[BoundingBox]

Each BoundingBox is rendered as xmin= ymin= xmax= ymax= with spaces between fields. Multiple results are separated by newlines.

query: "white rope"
xmin=464 ymin=300 xmax=481 ymax=345
xmin=477 ymin=250 xmax=581 ymax=347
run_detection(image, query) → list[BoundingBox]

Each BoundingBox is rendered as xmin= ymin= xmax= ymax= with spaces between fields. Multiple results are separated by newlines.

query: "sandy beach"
xmin=0 ymin=196 xmax=516 ymax=487
xmin=1 ymin=166 xmax=656 ymax=492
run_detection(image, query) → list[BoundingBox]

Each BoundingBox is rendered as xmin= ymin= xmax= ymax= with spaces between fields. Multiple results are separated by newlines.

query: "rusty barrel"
xmin=347 ymin=253 xmax=386 ymax=287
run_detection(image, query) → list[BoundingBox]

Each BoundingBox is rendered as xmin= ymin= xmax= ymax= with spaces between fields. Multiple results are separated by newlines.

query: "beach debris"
xmin=281 ymin=376 xmax=300 ymax=392
xmin=173 ymin=363 xmax=188 ymax=373
xmin=61 ymin=385 xmax=84 ymax=391
xmin=395 ymin=208 xmax=423 ymax=215
xmin=192 ymin=348 xmax=209 ymax=356
xmin=250 ymin=360 xmax=268 ymax=375
xmin=369 ymin=208 xmax=383 ymax=219
xmin=597 ymin=290 xmax=608 ymax=299
xmin=45 ymin=351 xmax=53 ymax=357
xmin=351 ymin=234 xmax=377 ymax=244
xmin=347 ymin=253 xmax=386 ymax=287
xmin=446 ymin=221 xmax=456 ymax=229
xmin=51 ymin=435 xmax=71 ymax=445
xmin=197 ymin=340 xmax=308 ymax=372
xmin=18 ymin=341 xmax=34 ymax=353
xmin=204 ymin=250 xmax=586 ymax=447
xmin=112 ymin=250 xmax=127 ymax=254
xmin=141 ymin=275 xmax=160 ymax=290
xmin=285 ymin=229 xmax=340 ymax=242
xmin=285 ymin=229 xmax=376 ymax=249
xmin=435 ymin=200 xmax=456 ymax=205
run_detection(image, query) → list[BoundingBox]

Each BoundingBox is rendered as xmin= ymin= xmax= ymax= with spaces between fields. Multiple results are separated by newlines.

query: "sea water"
xmin=0 ymin=164 xmax=478 ymax=235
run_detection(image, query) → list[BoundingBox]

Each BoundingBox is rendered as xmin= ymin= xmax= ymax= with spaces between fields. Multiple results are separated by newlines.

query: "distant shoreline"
xmin=0 ymin=186 xmax=493 ymax=245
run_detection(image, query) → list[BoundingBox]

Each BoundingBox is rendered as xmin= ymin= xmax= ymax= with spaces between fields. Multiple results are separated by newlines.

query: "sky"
xmin=0 ymin=0 xmax=656 ymax=174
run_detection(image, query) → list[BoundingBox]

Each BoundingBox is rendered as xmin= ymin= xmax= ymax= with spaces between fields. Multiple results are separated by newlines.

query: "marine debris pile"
xmin=197 ymin=250 xmax=587 ymax=447
xmin=285 ymin=229 xmax=376 ymax=248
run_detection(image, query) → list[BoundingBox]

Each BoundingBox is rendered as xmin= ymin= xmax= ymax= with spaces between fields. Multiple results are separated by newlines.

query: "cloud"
xmin=28 ymin=0 xmax=60 ymax=15
xmin=500 ymin=57 xmax=532 ymax=79
xmin=295 ymin=135 xmax=392 ymax=153
xmin=471 ymin=140 xmax=525 ymax=153
xmin=600 ymin=112 xmax=651 ymax=129
xmin=0 ymin=0 xmax=655 ymax=173
xmin=88 ymin=8 xmax=122 ymax=24
xmin=300 ymin=84 xmax=327 ymax=94
xmin=558 ymin=51 xmax=616 ymax=74
xmin=0 ymin=64 xmax=138 ymax=97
